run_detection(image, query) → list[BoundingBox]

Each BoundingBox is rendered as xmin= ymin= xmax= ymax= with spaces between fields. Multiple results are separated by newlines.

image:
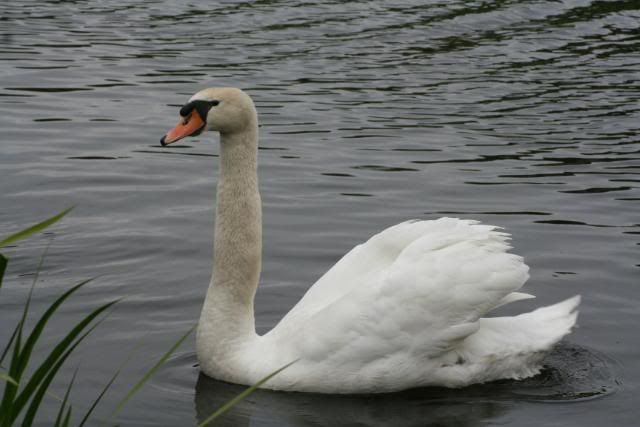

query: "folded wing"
xmin=273 ymin=218 xmax=530 ymax=362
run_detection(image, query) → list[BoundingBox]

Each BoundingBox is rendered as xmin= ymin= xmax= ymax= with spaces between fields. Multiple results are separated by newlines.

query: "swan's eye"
xmin=180 ymin=102 xmax=196 ymax=117
xmin=180 ymin=100 xmax=220 ymax=119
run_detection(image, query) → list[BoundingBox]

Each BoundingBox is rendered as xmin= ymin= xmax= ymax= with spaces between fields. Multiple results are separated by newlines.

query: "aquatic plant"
xmin=0 ymin=209 xmax=192 ymax=426
xmin=0 ymin=209 xmax=287 ymax=426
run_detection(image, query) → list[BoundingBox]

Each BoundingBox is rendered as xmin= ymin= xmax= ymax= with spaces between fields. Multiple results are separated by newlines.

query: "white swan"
xmin=160 ymin=87 xmax=580 ymax=394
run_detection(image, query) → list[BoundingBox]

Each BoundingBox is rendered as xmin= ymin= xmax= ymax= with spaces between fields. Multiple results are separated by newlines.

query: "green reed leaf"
xmin=0 ymin=254 xmax=6 ymax=290
xmin=0 ymin=323 xmax=20 ymax=369
xmin=0 ymin=207 xmax=72 ymax=249
xmin=21 ymin=323 xmax=101 ymax=427
xmin=53 ymin=368 xmax=77 ymax=427
xmin=16 ymin=279 xmax=93 ymax=384
xmin=10 ymin=298 xmax=117 ymax=424
xmin=78 ymin=362 xmax=121 ymax=427
xmin=0 ymin=374 xmax=18 ymax=387
xmin=112 ymin=325 xmax=196 ymax=417
xmin=0 ymin=247 xmax=53 ymax=423
xmin=197 ymin=360 xmax=297 ymax=427
xmin=0 ymin=319 xmax=24 ymax=425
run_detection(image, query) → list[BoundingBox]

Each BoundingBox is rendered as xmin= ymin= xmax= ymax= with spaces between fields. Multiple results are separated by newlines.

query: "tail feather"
xmin=489 ymin=291 xmax=536 ymax=312
xmin=458 ymin=296 xmax=580 ymax=381
xmin=520 ymin=295 xmax=581 ymax=348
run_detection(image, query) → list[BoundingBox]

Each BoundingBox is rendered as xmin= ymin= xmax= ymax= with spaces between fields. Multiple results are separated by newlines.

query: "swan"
xmin=160 ymin=87 xmax=580 ymax=394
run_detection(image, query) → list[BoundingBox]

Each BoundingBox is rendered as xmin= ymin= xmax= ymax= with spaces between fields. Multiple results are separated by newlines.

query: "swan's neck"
xmin=197 ymin=124 xmax=261 ymax=366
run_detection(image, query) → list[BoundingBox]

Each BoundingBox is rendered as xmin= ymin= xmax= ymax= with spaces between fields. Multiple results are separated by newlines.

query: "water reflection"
xmin=1 ymin=0 xmax=637 ymax=425
xmin=192 ymin=344 xmax=617 ymax=427
xmin=195 ymin=375 xmax=509 ymax=427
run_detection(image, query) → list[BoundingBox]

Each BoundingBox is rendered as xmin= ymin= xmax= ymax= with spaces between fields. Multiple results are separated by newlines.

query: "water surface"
xmin=0 ymin=0 xmax=638 ymax=425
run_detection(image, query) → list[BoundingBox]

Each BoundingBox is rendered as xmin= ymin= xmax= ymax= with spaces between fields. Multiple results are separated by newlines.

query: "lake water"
xmin=1 ymin=0 xmax=638 ymax=425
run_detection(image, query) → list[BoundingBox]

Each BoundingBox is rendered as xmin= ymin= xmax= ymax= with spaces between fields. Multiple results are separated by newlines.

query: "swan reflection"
xmin=193 ymin=344 xmax=616 ymax=427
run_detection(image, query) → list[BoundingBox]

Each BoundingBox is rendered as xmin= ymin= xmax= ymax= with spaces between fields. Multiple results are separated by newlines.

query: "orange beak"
xmin=160 ymin=110 xmax=206 ymax=146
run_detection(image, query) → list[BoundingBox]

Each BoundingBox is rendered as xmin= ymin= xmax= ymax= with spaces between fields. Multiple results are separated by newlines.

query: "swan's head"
xmin=160 ymin=87 xmax=256 ymax=146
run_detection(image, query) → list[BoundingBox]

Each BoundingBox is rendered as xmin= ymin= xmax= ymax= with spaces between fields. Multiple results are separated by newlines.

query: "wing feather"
xmin=272 ymin=218 xmax=530 ymax=367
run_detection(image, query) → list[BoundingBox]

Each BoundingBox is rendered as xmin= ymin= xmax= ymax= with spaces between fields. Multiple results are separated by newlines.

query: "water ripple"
xmin=1 ymin=0 xmax=638 ymax=426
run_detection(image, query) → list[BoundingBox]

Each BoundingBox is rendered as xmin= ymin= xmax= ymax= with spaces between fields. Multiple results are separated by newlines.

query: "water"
xmin=0 ymin=0 xmax=638 ymax=425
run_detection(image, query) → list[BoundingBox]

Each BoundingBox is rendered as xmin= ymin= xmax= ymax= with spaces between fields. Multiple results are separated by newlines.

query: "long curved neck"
xmin=197 ymin=122 xmax=261 ymax=360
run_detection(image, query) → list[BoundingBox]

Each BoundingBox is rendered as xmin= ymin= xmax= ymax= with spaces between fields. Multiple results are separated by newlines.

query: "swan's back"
xmin=277 ymin=218 xmax=526 ymax=328
xmin=256 ymin=218 xmax=578 ymax=393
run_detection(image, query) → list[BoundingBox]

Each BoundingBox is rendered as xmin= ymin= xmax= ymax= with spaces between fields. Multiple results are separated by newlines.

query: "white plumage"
xmin=161 ymin=88 xmax=580 ymax=394
xmin=260 ymin=218 xmax=579 ymax=392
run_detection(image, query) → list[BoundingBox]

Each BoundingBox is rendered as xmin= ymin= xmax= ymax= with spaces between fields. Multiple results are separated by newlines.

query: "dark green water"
xmin=0 ymin=0 xmax=637 ymax=425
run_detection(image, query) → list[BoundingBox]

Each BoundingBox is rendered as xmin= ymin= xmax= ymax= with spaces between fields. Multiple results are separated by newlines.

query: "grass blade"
xmin=0 ymin=323 xmax=20 ymax=368
xmin=61 ymin=406 xmax=72 ymax=427
xmin=21 ymin=324 xmax=100 ymax=427
xmin=0 ymin=374 xmax=18 ymax=387
xmin=80 ymin=336 xmax=147 ymax=426
xmin=54 ymin=368 xmax=77 ymax=427
xmin=0 ymin=279 xmax=92 ymax=422
xmin=29 ymin=238 xmax=51 ymax=291
xmin=16 ymin=279 xmax=93 ymax=383
xmin=0 ymin=319 xmax=24 ymax=424
xmin=10 ymin=298 xmax=118 ymax=423
xmin=197 ymin=360 xmax=296 ymax=427
xmin=78 ymin=364 xmax=121 ymax=427
xmin=0 ymin=249 xmax=55 ymax=422
xmin=0 ymin=253 xmax=6 ymax=290
xmin=112 ymin=325 xmax=195 ymax=417
xmin=0 ymin=207 xmax=73 ymax=249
